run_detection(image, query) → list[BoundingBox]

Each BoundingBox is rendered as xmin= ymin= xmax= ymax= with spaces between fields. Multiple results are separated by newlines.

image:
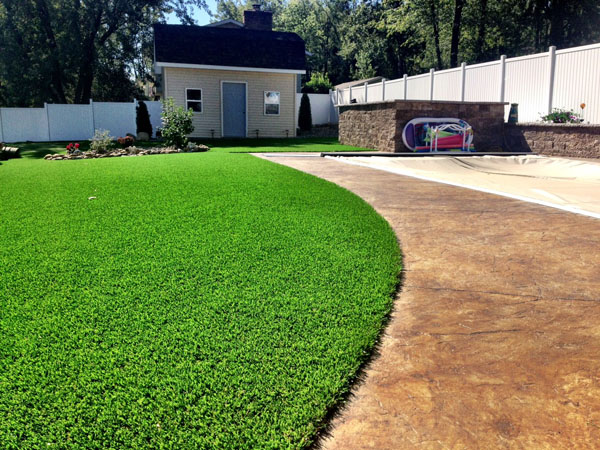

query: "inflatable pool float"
xmin=402 ymin=118 xmax=475 ymax=152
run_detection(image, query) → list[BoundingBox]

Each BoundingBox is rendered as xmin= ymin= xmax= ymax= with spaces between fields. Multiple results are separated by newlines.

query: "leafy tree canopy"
xmin=1 ymin=0 xmax=599 ymax=106
xmin=303 ymin=72 xmax=333 ymax=93
xmin=0 ymin=0 xmax=208 ymax=106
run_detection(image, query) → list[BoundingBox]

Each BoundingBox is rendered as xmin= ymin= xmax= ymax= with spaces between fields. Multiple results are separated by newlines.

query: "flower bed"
xmin=44 ymin=144 xmax=209 ymax=160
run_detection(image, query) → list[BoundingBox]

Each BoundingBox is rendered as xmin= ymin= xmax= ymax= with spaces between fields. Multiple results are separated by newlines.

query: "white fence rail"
xmin=0 ymin=100 xmax=162 ymax=143
xmin=334 ymin=42 xmax=600 ymax=124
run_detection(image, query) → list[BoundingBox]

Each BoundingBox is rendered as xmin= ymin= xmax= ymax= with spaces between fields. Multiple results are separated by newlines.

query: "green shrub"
xmin=298 ymin=93 xmax=312 ymax=132
xmin=136 ymin=100 xmax=153 ymax=137
xmin=160 ymin=97 xmax=194 ymax=149
xmin=302 ymin=72 xmax=333 ymax=94
xmin=89 ymin=129 xmax=114 ymax=153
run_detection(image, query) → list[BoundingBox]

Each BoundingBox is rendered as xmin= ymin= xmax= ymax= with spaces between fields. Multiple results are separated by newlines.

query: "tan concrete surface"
xmin=255 ymin=153 xmax=600 ymax=449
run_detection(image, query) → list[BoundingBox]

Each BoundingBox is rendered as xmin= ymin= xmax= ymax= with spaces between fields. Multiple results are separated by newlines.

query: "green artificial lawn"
xmin=0 ymin=144 xmax=399 ymax=449
xmin=196 ymin=137 xmax=370 ymax=153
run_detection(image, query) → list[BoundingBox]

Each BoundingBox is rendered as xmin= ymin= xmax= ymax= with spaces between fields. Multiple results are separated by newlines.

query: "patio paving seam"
xmin=254 ymin=153 xmax=600 ymax=449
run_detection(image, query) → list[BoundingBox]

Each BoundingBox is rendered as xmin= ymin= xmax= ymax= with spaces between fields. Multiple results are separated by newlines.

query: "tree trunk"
xmin=450 ymin=0 xmax=465 ymax=68
xmin=530 ymin=0 xmax=544 ymax=51
xmin=429 ymin=0 xmax=443 ymax=70
xmin=473 ymin=0 xmax=488 ymax=62
xmin=74 ymin=9 xmax=103 ymax=104
xmin=74 ymin=37 xmax=97 ymax=104
xmin=548 ymin=0 xmax=565 ymax=48
xmin=34 ymin=0 xmax=67 ymax=103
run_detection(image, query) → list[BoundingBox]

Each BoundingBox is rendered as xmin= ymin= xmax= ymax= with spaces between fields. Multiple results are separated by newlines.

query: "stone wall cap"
xmin=508 ymin=122 xmax=600 ymax=129
xmin=339 ymin=100 xmax=509 ymax=108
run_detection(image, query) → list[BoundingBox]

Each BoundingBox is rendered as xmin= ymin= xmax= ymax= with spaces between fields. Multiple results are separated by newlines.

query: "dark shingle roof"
xmin=154 ymin=24 xmax=305 ymax=71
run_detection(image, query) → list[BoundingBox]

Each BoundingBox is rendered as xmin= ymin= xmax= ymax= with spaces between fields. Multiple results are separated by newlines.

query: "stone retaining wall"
xmin=505 ymin=123 xmax=600 ymax=159
xmin=338 ymin=100 xmax=507 ymax=152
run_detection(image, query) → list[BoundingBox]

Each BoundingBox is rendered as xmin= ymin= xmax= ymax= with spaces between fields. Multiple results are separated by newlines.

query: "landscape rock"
xmin=44 ymin=144 xmax=210 ymax=161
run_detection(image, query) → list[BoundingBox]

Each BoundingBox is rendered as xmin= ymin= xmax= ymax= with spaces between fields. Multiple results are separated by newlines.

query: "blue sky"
xmin=166 ymin=1 xmax=217 ymax=25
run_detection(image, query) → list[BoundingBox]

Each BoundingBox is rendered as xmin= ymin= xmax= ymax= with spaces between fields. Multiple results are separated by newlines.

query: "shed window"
xmin=264 ymin=91 xmax=280 ymax=115
xmin=186 ymin=89 xmax=202 ymax=113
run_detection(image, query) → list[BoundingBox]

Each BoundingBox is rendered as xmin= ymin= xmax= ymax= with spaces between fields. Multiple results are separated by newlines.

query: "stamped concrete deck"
xmin=256 ymin=153 xmax=600 ymax=449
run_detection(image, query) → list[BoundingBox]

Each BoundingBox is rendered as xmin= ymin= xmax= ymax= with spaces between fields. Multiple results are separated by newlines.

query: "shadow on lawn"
xmin=197 ymin=137 xmax=338 ymax=147
xmin=22 ymin=148 xmax=58 ymax=159
xmin=194 ymin=137 xmax=344 ymax=151
xmin=15 ymin=142 xmax=76 ymax=159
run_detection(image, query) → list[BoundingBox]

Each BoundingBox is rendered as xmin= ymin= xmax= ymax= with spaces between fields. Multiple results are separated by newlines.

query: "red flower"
xmin=66 ymin=143 xmax=72 ymax=150
xmin=75 ymin=143 xmax=80 ymax=149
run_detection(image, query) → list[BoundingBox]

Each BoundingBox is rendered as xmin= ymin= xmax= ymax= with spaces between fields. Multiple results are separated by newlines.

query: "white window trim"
xmin=264 ymin=91 xmax=281 ymax=116
xmin=185 ymin=88 xmax=203 ymax=114
xmin=156 ymin=61 xmax=305 ymax=75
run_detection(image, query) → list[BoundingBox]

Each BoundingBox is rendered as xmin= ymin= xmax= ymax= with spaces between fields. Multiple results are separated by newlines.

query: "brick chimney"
xmin=243 ymin=4 xmax=273 ymax=31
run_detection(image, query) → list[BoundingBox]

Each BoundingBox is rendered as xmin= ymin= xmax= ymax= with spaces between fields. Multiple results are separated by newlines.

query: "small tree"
xmin=136 ymin=101 xmax=153 ymax=137
xmin=160 ymin=98 xmax=194 ymax=149
xmin=298 ymin=93 xmax=312 ymax=132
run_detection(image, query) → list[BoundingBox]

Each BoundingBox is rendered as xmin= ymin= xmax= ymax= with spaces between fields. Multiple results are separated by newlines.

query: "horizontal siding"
xmin=164 ymin=67 xmax=296 ymax=138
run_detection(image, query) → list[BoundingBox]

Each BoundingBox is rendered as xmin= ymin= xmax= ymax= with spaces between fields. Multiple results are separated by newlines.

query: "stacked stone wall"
xmin=338 ymin=103 xmax=399 ymax=151
xmin=505 ymin=124 xmax=600 ymax=159
xmin=338 ymin=100 xmax=506 ymax=152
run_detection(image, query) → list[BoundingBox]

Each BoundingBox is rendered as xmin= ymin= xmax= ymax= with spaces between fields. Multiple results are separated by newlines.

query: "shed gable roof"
xmin=154 ymin=24 xmax=306 ymax=72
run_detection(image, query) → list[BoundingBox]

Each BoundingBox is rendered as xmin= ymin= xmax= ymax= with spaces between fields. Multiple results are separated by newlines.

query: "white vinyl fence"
xmin=334 ymin=42 xmax=600 ymax=124
xmin=0 ymin=100 xmax=163 ymax=143
xmin=0 ymin=94 xmax=336 ymax=142
xmin=295 ymin=93 xmax=338 ymax=126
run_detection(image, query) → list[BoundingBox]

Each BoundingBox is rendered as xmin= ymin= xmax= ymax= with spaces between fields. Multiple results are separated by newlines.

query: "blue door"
xmin=222 ymin=82 xmax=246 ymax=137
